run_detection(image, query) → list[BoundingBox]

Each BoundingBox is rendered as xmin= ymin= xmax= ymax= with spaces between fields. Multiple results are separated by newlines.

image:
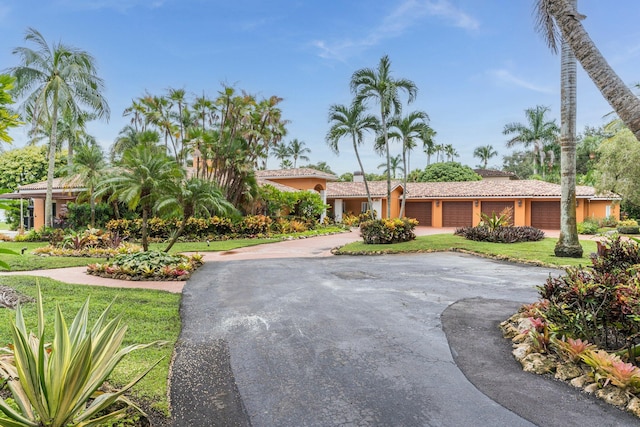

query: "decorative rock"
xmin=502 ymin=323 xmax=519 ymax=339
xmin=512 ymin=332 xmax=530 ymax=344
xmin=512 ymin=344 xmax=533 ymax=362
xmin=596 ymin=386 xmax=629 ymax=408
xmin=521 ymin=353 xmax=556 ymax=374
xmin=555 ymin=362 xmax=583 ymax=381
xmin=569 ymin=374 xmax=593 ymax=388
xmin=584 ymin=383 xmax=600 ymax=394
xmin=517 ymin=317 xmax=535 ymax=333
xmin=627 ymin=397 xmax=640 ymax=417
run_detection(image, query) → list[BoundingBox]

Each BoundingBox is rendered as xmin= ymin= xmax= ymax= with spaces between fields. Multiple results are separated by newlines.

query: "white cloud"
xmin=488 ymin=69 xmax=554 ymax=94
xmin=313 ymin=0 xmax=479 ymax=61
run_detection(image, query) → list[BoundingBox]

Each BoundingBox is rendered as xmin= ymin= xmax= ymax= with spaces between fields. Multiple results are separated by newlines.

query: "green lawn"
xmin=335 ymin=233 xmax=598 ymax=268
xmin=0 ymin=276 xmax=180 ymax=417
xmin=0 ymin=222 xmax=10 ymax=231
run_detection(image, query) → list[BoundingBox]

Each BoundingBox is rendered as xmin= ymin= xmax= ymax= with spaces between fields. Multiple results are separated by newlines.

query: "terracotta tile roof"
xmin=326 ymin=181 xmax=403 ymax=198
xmin=327 ymin=180 xmax=618 ymax=200
xmin=17 ymin=176 xmax=85 ymax=192
xmin=256 ymin=168 xmax=337 ymax=181
xmin=258 ymin=179 xmax=300 ymax=193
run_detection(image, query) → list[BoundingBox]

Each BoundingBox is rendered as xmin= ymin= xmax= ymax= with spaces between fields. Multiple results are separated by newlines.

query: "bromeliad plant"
xmin=0 ymin=286 xmax=162 ymax=427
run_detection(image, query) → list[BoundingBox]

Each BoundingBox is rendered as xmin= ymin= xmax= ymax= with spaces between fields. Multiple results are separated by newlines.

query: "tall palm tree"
xmin=157 ymin=177 xmax=235 ymax=252
xmin=67 ymin=141 xmax=105 ymax=228
xmin=388 ymin=110 xmax=431 ymax=217
xmin=273 ymin=142 xmax=292 ymax=166
xmin=10 ymin=28 xmax=110 ymax=228
xmin=421 ymin=127 xmax=437 ymax=166
xmin=473 ymin=145 xmax=498 ymax=169
xmin=326 ymin=102 xmax=379 ymax=219
xmin=110 ymin=126 xmax=160 ymax=163
xmin=535 ymin=0 xmax=640 ymax=141
xmin=98 ymin=143 xmax=182 ymax=251
xmin=287 ymin=138 xmax=310 ymax=168
xmin=443 ymin=144 xmax=459 ymax=162
xmin=378 ymin=154 xmax=403 ymax=179
xmin=0 ymin=74 xmax=21 ymax=145
xmin=503 ymin=105 xmax=559 ymax=176
xmin=536 ymin=0 xmax=583 ymax=258
xmin=351 ymin=55 xmax=417 ymax=218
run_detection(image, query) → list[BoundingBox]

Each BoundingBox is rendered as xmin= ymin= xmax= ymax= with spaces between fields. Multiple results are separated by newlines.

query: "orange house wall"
xmin=266 ymin=177 xmax=326 ymax=191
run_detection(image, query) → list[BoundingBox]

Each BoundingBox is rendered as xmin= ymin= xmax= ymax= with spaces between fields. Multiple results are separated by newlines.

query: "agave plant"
xmin=0 ymin=285 xmax=162 ymax=427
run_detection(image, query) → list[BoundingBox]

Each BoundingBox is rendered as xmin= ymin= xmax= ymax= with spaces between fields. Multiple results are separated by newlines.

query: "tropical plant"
xmin=0 ymin=247 xmax=18 ymax=270
xmin=414 ymin=162 xmax=481 ymax=182
xmin=351 ymin=55 xmax=417 ymax=218
xmin=387 ymin=110 xmax=432 ymax=217
xmin=534 ymin=0 xmax=640 ymax=141
xmin=97 ymin=142 xmax=183 ymax=251
xmin=0 ymin=285 xmax=161 ymax=426
xmin=326 ymin=102 xmax=379 ymax=219
xmin=156 ymin=176 xmax=236 ymax=252
xmin=287 ymin=138 xmax=310 ymax=168
xmin=0 ymin=74 xmax=22 ymax=145
xmin=503 ymin=105 xmax=559 ymax=176
xmin=377 ymin=154 xmax=403 ymax=179
xmin=66 ymin=142 xmax=106 ymax=228
xmin=443 ymin=144 xmax=459 ymax=162
xmin=360 ymin=217 xmax=418 ymax=244
xmin=9 ymin=27 xmax=110 ymax=228
xmin=473 ymin=145 xmax=498 ymax=169
xmin=595 ymin=126 xmax=640 ymax=206
xmin=110 ymin=126 xmax=160 ymax=163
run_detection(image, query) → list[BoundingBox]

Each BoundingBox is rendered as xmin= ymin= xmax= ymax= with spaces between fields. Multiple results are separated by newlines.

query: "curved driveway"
xmin=170 ymin=232 xmax=636 ymax=427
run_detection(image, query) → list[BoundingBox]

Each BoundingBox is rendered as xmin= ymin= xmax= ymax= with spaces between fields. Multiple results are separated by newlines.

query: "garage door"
xmin=442 ymin=201 xmax=473 ymax=227
xmin=405 ymin=202 xmax=432 ymax=226
xmin=531 ymin=201 xmax=561 ymax=229
xmin=481 ymin=201 xmax=514 ymax=225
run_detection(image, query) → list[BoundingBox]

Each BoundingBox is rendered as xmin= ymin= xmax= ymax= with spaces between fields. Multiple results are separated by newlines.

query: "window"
xmin=361 ymin=202 xmax=368 ymax=213
xmin=606 ymin=205 xmax=611 ymax=217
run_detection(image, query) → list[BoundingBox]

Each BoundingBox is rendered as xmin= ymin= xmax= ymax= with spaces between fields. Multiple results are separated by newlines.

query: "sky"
xmin=1 ymin=0 xmax=640 ymax=176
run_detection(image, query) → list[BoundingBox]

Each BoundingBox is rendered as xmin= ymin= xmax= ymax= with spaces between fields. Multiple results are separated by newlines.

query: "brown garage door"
xmin=481 ymin=201 xmax=514 ymax=225
xmin=442 ymin=201 xmax=473 ymax=227
xmin=531 ymin=201 xmax=561 ymax=229
xmin=405 ymin=202 xmax=432 ymax=226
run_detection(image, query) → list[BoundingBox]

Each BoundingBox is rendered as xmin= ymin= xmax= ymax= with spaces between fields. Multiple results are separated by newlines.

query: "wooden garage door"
xmin=405 ymin=202 xmax=432 ymax=226
xmin=531 ymin=201 xmax=561 ymax=229
xmin=481 ymin=201 xmax=514 ymax=225
xmin=442 ymin=201 xmax=473 ymax=227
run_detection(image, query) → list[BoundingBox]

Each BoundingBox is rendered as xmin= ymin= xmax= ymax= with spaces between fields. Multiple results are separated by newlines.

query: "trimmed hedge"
xmin=360 ymin=218 xmax=418 ymax=244
xmin=455 ymin=225 xmax=545 ymax=243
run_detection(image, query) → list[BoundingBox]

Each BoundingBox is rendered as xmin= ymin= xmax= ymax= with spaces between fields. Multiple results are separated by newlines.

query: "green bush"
xmin=87 ymin=251 xmax=204 ymax=281
xmin=577 ymin=220 xmax=600 ymax=235
xmin=360 ymin=218 xmax=418 ymax=244
xmin=455 ymin=225 xmax=545 ymax=243
xmin=64 ymin=202 xmax=114 ymax=229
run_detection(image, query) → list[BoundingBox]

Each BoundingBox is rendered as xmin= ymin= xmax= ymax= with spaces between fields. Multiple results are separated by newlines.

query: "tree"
xmin=387 ymin=110 xmax=431 ymax=216
xmin=0 ymin=145 xmax=66 ymax=191
xmin=536 ymin=0 xmax=582 ymax=257
xmin=287 ymin=138 xmax=310 ymax=168
xmin=67 ymin=142 xmax=106 ymax=228
xmin=502 ymin=150 xmax=535 ymax=179
xmin=326 ymin=102 xmax=379 ymax=218
xmin=378 ymin=154 xmax=403 ymax=179
xmin=351 ymin=55 xmax=417 ymax=218
xmin=9 ymin=28 xmax=110 ymax=228
xmin=303 ymin=161 xmax=335 ymax=174
xmin=157 ymin=177 xmax=235 ymax=252
xmin=503 ymin=105 xmax=559 ymax=176
xmin=0 ymin=74 xmax=22 ymax=145
xmin=473 ymin=145 xmax=498 ymax=169
xmin=98 ymin=143 xmax=182 ymax=251
xmin=535 ymin=0 xmax=640 ymax=141
xmin=110 ymin=126 xmax=161 ymax=163
xmin=443 ymin=144 xmax=459 ymax=162
xmin=415 ymin=162 xmax=481 ymax=182
xmin=595 ymin=127 xmax=640 ymax=207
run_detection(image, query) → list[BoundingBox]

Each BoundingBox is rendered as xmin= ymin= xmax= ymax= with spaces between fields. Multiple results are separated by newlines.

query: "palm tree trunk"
xmin=381 ymin=109 xmax=391 ymax=218
xmin=141 ymin=206 xmax=149 ymax=252
xmin=90 ymin=187 xmax=96 ymax=228
xmin=164 ymin=216 xmax=188 ymax=252
xmin=400 ymin=145 xmax=408 ymax=218
xmin=45 ymin=93 xmax=59 ymax=229
xmin=352 ymin=136 xmax=375 ymax=220
xmin=550 ymin=0 xmax=640 ymax=140
xmin=555 ymin=0 xmax=583 ymax=258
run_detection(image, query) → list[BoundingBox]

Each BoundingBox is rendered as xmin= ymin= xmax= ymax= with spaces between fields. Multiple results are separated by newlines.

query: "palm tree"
xmin=351 ymin=55 xmax=417 ymax=218
xmin=157 ymin=177 xmax=235 ymax=252
xmin=0 ymin=74 xmax=22 ymax=145
xmin=421 ymin=127 xmax=437 ymax=166
xmin=326 ymin=102 xmax=379 ymax=219
xmin=98 ymin=143 xmax=182 ymax=251
xmin=388 ymin=110 xmax=431 ymax=216
xmin=273 ymin=142 xmax=292 ymax=166
xmin=503 ymin=105 xmax=559 ymax=176
xmin=378 ymin=154 xmax=403 ymax=179
xmin=9 ymin=28 xmax=110 ymax=228
xmin=287 ymin=138 xmax=310 ymax=168
xmin=536 ymin=0 xmax=583 ymax=258
xmin=473 ymin=145 xmax=498 ymax=169
xmin=67 ymin=142 xmax=105 ymax=228
xmin=535 ymin=0 xmax=640 ymax=141
xmin=443 ymin=144 xmax=459 ymax=162
xmin=110 ymin=126 xmax=161 ymax=163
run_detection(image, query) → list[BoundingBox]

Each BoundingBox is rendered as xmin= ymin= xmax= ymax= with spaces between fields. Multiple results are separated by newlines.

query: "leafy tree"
xmin=9 ymin=27 xmax=110 ymax=228
xmin=415 ymin=162 xmax=481 ymax=182
xmin=535 ymin=0 xmax=640 ymax=141
xmin=576 ymin=126 xmax=606 ymax=175
xmin=67 ymin=142 xmax=106 ymax=228
xmin=0 ymin=145 xmax=66 ymax=191
xmin=503 ymin=105 xmax=559 ymax=176
xmin=157 ymin=177 xmax=235 ymax=252
xmin=338 ymin=172 xmax=354 ymax=182
xmin=595 ymin=127 xmax=640 ymax=207
xmin=473 ymin=145 xmax=498 ymax=169
xmin=502 ymin=150 xmax=535 ymax=179
xmin=351 ymin=55 xmax=417 ymax=218
xmin=98 ymin=143 xmax=182 ymax=251
xmin=0 ymin=74 xmax=22 ymax=145
xmin=287 ymin=138 xmax=310 ymax=168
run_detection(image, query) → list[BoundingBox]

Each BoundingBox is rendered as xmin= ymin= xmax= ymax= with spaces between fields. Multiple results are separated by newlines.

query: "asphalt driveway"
xmin=171 ymin=252 xmax=638 ymax=426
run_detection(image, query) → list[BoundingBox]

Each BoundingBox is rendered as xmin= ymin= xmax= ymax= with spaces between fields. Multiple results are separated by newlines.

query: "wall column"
xmin=334 ymin=198 xmax=343 ymax=222
xmin=372 ymin=199 xmax=383 ymax=219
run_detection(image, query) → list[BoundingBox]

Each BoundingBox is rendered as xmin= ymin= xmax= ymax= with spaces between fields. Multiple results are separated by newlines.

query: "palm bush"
xmin=0 ymin=286 xmax=161 ymax=426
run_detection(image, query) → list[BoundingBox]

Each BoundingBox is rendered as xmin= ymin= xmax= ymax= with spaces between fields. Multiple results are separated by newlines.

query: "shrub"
xmin=577 ymin=219 xmax=600 ymax=235
xmin=478 ymin=207 xmax=513 ymax=231
xmin=0 ymin=285 xmax=161 ymax=426
xmin=341 ymin=213 xmax=360 ymax=227
xmin=455 ymin=225 xmax=545 ymax=243
xmin=64 ymin=202 xmax=114 ymax=229
xmin=87 ymin=251 xmax=203 ymax=281
xmin=591 ymin=235 xmax=640 ymax=274
xmin=618 ymin=219 xmax=640 ymax=234
xmin=360 ymin=218 xmax=417 ymax=244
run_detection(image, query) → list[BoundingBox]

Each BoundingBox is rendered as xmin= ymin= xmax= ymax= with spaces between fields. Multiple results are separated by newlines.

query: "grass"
xmin=0 ymin=222 xmax=9 ymax=231
xmin=0 ymin=276 xmax=180 ymax=417
xmin=335 ymin=233 xmax=599 ymax=268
